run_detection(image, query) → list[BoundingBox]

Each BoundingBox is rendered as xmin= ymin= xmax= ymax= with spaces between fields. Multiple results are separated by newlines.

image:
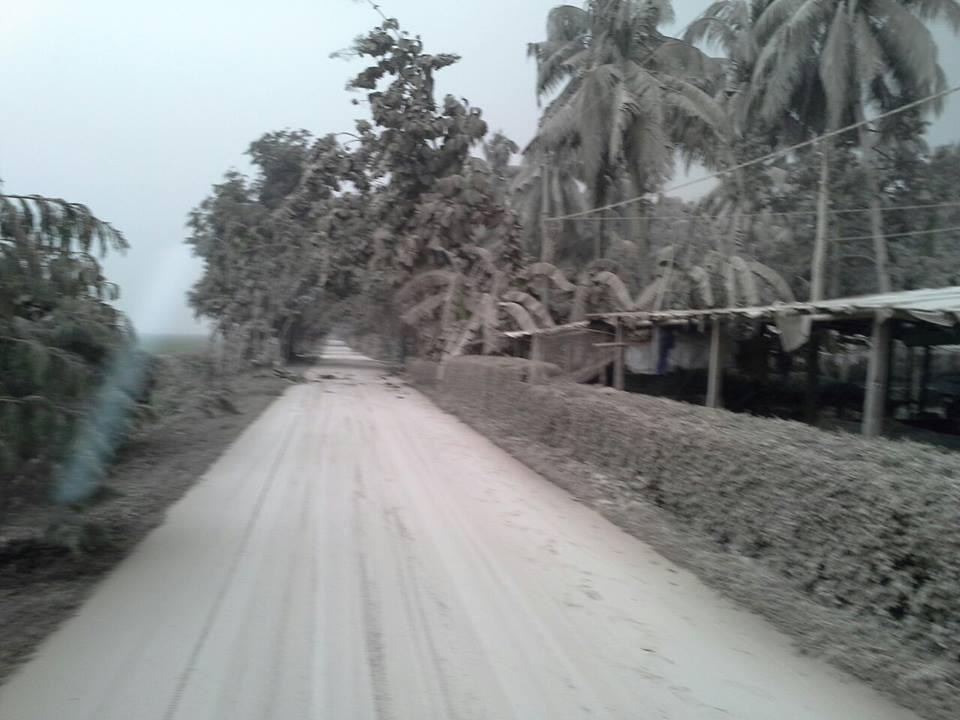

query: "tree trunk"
xmin=627 ymin=181 xmax=648 ymax=285
xmin=595 ymin=216 xmax=605 ymax=261
xmin=539 ymin=161 xmax=554 ymax=264
xmin=804 ymin=329 xmax=821 ymax=424
xmin=829 ymin=228 xmax=842 ymax=299
xmin=855 ymin=107 xmax=892 ymax=293
xmin=811 ymin=145 xmax=830 ymax=301
xmin=539 ymin=161 xmax=552 ymax=318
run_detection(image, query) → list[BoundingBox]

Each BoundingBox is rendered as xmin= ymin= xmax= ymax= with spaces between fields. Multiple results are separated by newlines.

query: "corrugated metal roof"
xmin=589 ymin=286 xmax=960 ymax=328
xmin=503 ymin=321 xmax=590 ymax=339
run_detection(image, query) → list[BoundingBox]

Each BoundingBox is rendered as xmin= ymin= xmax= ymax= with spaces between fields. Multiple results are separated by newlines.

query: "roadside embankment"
xmin=409 ymin=356 xmax=960 ymax=720
xmin=0 ymin=354 xmax=291 ymax=685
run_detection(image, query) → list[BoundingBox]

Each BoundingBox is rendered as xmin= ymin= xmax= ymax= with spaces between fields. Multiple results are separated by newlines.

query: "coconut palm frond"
xmin=723 ymin=257 xmax=738 ymax=306
xmin=635 ymin=276 xmax=663 ymax=310
xmin=874 ymin=0 xmax=942 ymax=93
xmin=689 ymin=266 xmax=715 ymax=307
xmin=730 ymin=255 xmax=760 ymax=306
xmin=395 ymin=269 xmax=455 ymax=306
xmin=820 ymin=5 xmax=854 ymax=131
xmin=536 ymin=97 xmax=582 ymax=149
xmin=684 ymin=16 xmax=738 ymax=54
xmin=545 ymin=4 xmax=589 ymax=40
xmin=533 ymin=40 xmax=588 ymax=98
xmin=908 ymin=0 xmax=960 ymax=31
xmin=446 ymin=312 xmax=483 ymax=358
xmin=571 ymin=281 xmax=590 ymax=321
xmin=502 ymin=290 xmax=555 ymax=327
xmin=749 ymin=260 xmax=795 ymax=302
xmin=752 ymin=26 xmax=815 ymax=123
xmin=665 ymin=79 xmax=727 ymax=132
xmin=592 ymin=270 xmax=633 ymax=311
xmin=400 ymin=294 xmax=445 ymax=325
xmin=852 ymin=14 xmax=884 ymax=89
xmin=499 ymin=301 xmax=539 ymax=333
xmin=526 ymin=262 xmax=577 ymax=291
xmin=754 ymin=0 xmax=812 ymax=41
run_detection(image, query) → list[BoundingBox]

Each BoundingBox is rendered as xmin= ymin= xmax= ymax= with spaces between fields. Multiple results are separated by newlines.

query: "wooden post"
xmin=530 ymin=333 xmax=543 ymax=384
xmin=884 ymin=333 xmax=896 ymax=413
xmin=706 ymin=319 xmax=724 ymax=409
xmin=804 ymin=330 xmax=821 ymax=424
xmin=919 ymin=345 xmax=932 ymax=411
xmin=862 ymin=315 xmax=892 ymax=438
xmin=614 ymin=320 xmax=625 ymax=390
xmin=907 ymin=345 xmax=917 ymax=411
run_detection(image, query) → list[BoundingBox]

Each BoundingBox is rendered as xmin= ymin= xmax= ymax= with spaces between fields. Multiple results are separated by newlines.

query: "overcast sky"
xmin=3 ymin=1 xmax=958 ymax=334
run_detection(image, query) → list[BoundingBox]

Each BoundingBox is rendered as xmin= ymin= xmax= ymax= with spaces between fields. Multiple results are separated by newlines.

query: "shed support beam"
xmin=613 ymin=320 xmax=625 ymax=390
xmin=530 ymin=334 xmax=543 ymax=384
xmin=706 ymin=320 xmax=725 ymax=409
xmin=919 ymin=346 xmax=932 ymax=411
xmin=804 ymin=330 xmax=821 ymax=424
xmin=862 ymin=315 xmax=892 ymax=438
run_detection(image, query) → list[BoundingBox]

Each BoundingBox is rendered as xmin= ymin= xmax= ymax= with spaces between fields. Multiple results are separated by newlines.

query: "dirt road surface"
xmin=0 ymin=341 xmax=919 ymax=720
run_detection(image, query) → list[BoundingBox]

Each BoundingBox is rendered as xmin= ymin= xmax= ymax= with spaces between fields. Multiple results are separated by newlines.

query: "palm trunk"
xmin=593 ymin=181 xmax=607 ymax=261
xmin=855 ymin=106 xmax=891 ymax=293
xmin=862 ymin=156 xmax=891 ymax=293
xmin=733 ymin=160 xmax=749 ymax=254
xmin=811 ymin=145 xmax=830 ymax=301
xmin=729 ymin=207 xmax=743 ymax=256
xmin=595 ymin=216 xmax=604 ymax=261
xmin=539 ymin=161 xmax=552 ymax=318
xmin=539 ymin=161 xmax=554 ymax=264
xmin=829 ymin=228 xmax=842 ymax=299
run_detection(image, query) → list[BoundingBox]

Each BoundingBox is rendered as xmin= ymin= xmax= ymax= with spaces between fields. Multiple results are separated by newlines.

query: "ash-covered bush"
xmin=432 ymin=356 xmax=960 ymax=674
xmin=406 ymin=359 xmax=439 ymax=387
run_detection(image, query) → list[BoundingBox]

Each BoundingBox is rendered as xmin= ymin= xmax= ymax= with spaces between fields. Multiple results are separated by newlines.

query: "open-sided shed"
xmin=585 ymin=286 xmax=960 ymax=437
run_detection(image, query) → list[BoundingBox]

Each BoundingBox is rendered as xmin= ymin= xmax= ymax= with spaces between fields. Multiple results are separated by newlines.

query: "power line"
xmin=546 ymin=84 xmax=960 ymax=222
xmin=834 ymin=224 xmax=960 ymax=242
xmin=570 ymin=200 xmax=960 ymax=222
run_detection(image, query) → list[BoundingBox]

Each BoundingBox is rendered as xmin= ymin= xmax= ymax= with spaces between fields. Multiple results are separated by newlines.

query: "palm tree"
xmin=395 ymin=259 xmax=559 ymax=359
xmin=682 ymin=1 xmax=820 ymax=297
xmin=751 ymin=0 xmax=960 ymax=295
xmin=482 ymin=131 xmax=520 ymax=202
xmin=510 ymin=150 xmax=587 ymax=264
xmin=529 ymin=0 xmax=724 ymax=260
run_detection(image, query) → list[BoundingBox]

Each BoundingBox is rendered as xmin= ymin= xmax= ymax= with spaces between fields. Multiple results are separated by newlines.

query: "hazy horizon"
xmin=3 ymin=1 xmax=958 ymax=334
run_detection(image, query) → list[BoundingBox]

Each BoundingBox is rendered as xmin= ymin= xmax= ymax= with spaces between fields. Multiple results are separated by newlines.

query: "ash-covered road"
xmin=0 ymin=341 xmax=917 ymax=719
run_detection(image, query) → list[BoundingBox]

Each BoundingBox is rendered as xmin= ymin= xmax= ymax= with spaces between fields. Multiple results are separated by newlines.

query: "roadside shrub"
xmin=428 ymin=356 xmax=960 ymax=679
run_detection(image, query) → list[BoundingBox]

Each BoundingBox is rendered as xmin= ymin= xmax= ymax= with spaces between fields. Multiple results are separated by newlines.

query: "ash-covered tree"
xmin=529 ymin=0 xmax=725 ymax=259
xmin=343 ymin=19 xmax=531 ymax=356
xmin=187 ymin=169 xmax=274 ymax=362
xmin=187 ymin=129 xmax=373 ymax=362
xmin=1 ymin=193 xmax=143 ymax=529
xmin=750 ymin=0 xmax=960 ymax=295
xmin=346 ymin=20 xmax=522 ymax=275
